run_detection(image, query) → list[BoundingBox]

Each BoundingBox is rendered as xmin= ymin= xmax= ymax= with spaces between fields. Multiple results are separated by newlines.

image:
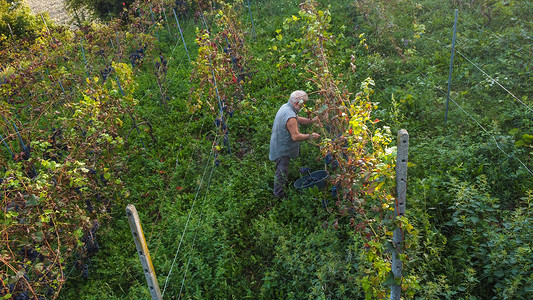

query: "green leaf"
xmin=522 ymin=134 xmax=533 ymax=144
xmin=494 ymin=270 xmax=505 ymax=278
xmin=317 ymin=104 xmax=329 ymax=114
xmin=509 ymin=128 xmax=520 ymax=135
xmin=33 ymin=230 xmax=44 ymax=242
xmin=25 ymin=194 xmax=40 ymax=207
xmin=383 ymin=271 xmax=397 ymax=286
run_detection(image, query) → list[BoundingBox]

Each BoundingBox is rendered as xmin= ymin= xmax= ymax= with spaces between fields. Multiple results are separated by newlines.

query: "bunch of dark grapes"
xmin=0 ymin=284 xmax=14 ymax=297
xmin=13 ymin=291 xmax=30 ymax=300
xmin=130 ymin=43 xmax=148 ymax=68
xmin=155 ymin=55 xmax=168 ymax=76
xmin=18 ymin=247 xmax=43 ymax=262
xmin=80 ymin=222 xmax=100 ymax=257
xmin=100 ymin=65 xmax=113 ymax=82
xmin=85 ymin=199 xmax=94 ymax=214
xmin=81 ymin=263 xmax=89 ymax=279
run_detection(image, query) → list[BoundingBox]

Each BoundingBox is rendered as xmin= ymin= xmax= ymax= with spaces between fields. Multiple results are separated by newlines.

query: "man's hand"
xmin=309 ymin=132 xmax=320 ymax=140
xmin=297 ymin=115 xmax=320 ymax=126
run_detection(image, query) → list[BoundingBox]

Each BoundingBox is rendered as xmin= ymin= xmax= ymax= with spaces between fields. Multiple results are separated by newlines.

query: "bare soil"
xmin=24 ymin=0 xmax=70 ymax=25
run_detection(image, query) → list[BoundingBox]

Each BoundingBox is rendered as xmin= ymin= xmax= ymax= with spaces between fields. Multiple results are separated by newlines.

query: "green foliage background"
xmin=1 ymin=0 xmax=532 ymax=299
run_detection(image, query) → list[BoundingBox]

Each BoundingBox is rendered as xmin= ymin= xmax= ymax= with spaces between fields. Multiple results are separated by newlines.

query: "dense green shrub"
xmin=0 ymin=0 xmax=46 ymax=46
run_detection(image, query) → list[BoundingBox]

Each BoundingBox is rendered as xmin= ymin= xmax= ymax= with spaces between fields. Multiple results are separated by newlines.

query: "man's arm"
xmin=287 ymin=118 xmax=319 ymax=141
xmin=297 ymin=115 xmax=319 ymax=125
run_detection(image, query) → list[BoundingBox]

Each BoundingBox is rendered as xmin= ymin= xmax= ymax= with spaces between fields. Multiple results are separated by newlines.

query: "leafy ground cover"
xmin=1 ymin=0 xmax=532 ymax=299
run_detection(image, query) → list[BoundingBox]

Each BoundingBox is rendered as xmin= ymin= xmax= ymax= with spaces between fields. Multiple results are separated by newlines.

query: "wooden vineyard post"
xmin=390 ymin=129 xmax=409 ymax=300
xmin=126 ymin=204 xmax=162 ymax=300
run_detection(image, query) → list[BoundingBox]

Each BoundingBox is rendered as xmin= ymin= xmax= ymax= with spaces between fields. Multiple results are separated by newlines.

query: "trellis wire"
xmin=100 ymin=4 xmax=193 ymax=117
xmin=3 ymin=8 xmax=195 ymax=292
xmin=177 ymin=157 xmax=217 ymax=299
xmin=454 ymin=48 xmax=533 ymax=113
xmin=161 ymin=133 xmax=222 ymax=297
xmin=144 ymin=107 xmax=211 ymax=275
xmin=162 ymin=7 xmax=172 ymax=37
xmin=457 ymin=14 xmax=527 ymax=53
xmin=157 ymin=10 xmax=236 ymax=281
xmin=449 ymin=97 xmax=533 ymax=176
xmin=203 ymin=11 xmax=231 ymax=154
xmin=430 ymin=37 xmax=533 ymax=113
xmin=172 ymin=9 xmax=191 ymax=63
xmin=149 ymin=6 xmax=160 ymax=42
xmin=134 ymin=10 xmax=194 ymax=108
xmin=161 ymin=114 xmax=230 ymax=296
xmin=206 ymin=57 xmax=225 ymax=117
xmin=115 ymin=76 xmax=146 ymax=148
xmin=407 ymin=58 xmax=533 ymax=177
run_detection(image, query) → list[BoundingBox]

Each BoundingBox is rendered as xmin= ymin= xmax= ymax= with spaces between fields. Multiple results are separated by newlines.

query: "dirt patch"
xmin=25 ymin=0 xmax=70 ymax=25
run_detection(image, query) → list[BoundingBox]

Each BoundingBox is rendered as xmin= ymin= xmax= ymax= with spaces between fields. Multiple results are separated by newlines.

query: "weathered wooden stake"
xmin=390 ymin=129 xmax=409 ymax=300
xmin=7 ymin=23 xmax=14 ymax=37
xmin=126 ymin=204 xmax=162 ymax=300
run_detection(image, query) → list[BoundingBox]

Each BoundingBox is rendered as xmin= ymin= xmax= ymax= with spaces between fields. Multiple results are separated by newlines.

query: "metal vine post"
xmin=445 ymin=9 xmax=458 ymax=125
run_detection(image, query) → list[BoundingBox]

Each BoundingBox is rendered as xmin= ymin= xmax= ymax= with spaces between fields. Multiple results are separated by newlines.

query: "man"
xmin=269 ymin=90 xmax=320 ymax=198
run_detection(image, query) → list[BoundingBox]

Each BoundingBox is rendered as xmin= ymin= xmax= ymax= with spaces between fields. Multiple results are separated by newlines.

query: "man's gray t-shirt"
xmin=269 ymin=101 xmax=299 ymax=161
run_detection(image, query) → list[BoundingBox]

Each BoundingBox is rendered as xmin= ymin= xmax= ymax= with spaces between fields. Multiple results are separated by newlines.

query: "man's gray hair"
xmin=289 ymin=90 xmax=308 ymax=104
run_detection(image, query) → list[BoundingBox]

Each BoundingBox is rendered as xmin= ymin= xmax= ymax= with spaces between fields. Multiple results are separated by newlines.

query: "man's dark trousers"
xmin=274 ymin=156 xmax=290 ymax=198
